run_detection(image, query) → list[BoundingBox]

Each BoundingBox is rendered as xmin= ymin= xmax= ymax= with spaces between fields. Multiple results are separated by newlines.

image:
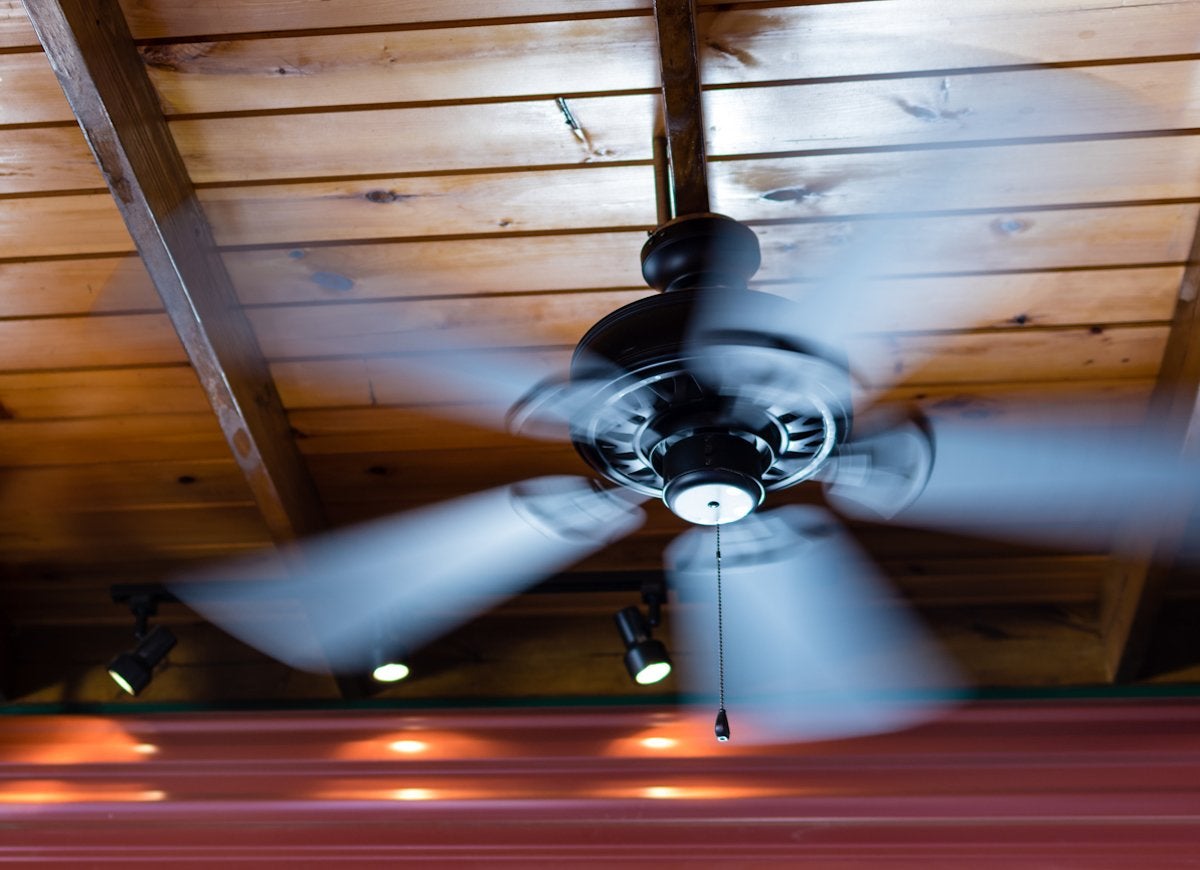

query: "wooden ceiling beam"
xmin=22 ymin=0 xmax=326 ymax=543
xmin=1102 ymin=213 xmax=1200 ymax=681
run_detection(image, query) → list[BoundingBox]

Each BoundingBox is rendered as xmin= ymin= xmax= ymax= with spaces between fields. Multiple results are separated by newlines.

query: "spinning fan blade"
xmin=689 ymin=64 xmax=1158 ymax=397
xmin=666 ymin=506 xmax=959 ymax=745
xmin=376 ymin=342 xmax=619 ymax=441
xmin=829 ymin=410 xmax=1198 ymax=551
xmin=172 ymin=476 xmax=645 ymax=673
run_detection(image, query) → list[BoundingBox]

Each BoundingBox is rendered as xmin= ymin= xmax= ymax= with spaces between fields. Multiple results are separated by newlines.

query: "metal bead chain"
xmin=716 ymin=521 xmax=725 ymax=712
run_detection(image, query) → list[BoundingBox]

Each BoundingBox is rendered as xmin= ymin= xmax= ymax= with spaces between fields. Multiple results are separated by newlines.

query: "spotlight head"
xmin=107 ymin=652 xmax=150 ymax=695
xmin=625 ymin=641 xmax=673 ymax=685
xmin=614 ymin=606 xmax=672 ymax=685
xmin=107 ymin=624 xmax=176 ymax=696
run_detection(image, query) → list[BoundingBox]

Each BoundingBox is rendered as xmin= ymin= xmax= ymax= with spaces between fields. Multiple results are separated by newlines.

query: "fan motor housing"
xmin=567 ymin=215 xmax=853 ymax=524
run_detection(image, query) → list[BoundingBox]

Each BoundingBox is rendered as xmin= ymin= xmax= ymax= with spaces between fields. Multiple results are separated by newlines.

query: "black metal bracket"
xmin=110 ymin=584 xmax=178 ymax=639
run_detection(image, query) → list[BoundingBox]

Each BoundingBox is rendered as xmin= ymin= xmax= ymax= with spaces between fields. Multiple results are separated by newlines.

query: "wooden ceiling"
xmin=3 ymin=0 xmax=1200 ymax=707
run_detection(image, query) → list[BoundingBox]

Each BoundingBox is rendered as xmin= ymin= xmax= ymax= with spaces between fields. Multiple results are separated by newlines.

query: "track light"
xmin=108 ymin=626 xmax=176 ymax=695
xmin=615 ymin=606 xmax=672 ymax=685
xmin=108 ymin=586 xmax=177 ymax=696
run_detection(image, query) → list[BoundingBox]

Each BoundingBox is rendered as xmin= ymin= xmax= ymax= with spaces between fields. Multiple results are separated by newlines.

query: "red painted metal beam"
xmin=0 ymin=700 xmax=1198 ymax=863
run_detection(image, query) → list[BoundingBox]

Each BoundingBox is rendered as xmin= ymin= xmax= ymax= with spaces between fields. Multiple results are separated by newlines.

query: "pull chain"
xmin=713 ymin=517 xmax=731 ymax=742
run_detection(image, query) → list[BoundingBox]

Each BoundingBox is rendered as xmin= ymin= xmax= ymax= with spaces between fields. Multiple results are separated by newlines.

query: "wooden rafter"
xmin=22 ymin=0 xmax=326 ymax=544
xmin=1102 ymin=216 xmax=1200 ymax=681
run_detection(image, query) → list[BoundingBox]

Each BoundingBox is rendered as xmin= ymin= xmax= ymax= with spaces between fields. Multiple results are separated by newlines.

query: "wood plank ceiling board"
xmin=0 ymin=368 xmax=207 ymax=419
xmin=0 ymin=125 xmax=105 ymax=195
xmin=165 ymin=60 xmax=1200 ymax=188
xmin=172 ymin=96 xmax=660 ymax=184
xmin=118 ymin=0 xmax=655 ymax=40
xmin=141 ymin=18 xmax=662 ymax=116
xmin=0 ymin=257 xmax=161 ymax=318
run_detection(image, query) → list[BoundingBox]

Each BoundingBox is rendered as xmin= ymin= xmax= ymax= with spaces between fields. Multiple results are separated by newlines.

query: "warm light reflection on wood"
xmin=640 ymin=736 xmax=677 ymax=750
xmin=334 ymin=729 xmax=499 ymax=761
xmin=632 ymin=783 xmax=787 ymax=800
xmin=0 ymin=780 xmax=166 ymax=803
xmin=313 ymin=779 xmax=476 ymax=802
xmin=0 ymin=718 xmax=148 ymax=765
xmin=603 ymin=713 xmax=734 ymax=758
xmin=388 ymin=739 xmax=427 ymax=754
xmin=392 ymin=788 xmax=436 ymax=801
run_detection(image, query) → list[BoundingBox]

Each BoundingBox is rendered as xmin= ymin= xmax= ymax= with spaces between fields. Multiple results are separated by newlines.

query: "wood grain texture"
xmin=183 ymin=137 xmax=1200 ymax=251
xmin=24 ymin=0 xmax=326 ymax=541
xmin=0 ymin=412 xmax=233 ymax=466
xmin=171 ymin=95 xmax=658 ymax=184
xmin=711 ymin=137 xmax=1200 ymax=221
xmin=697 ymin=1 xmax=1200 ymax=83
xmin=0 ymin=313 xmax=185 ymax=370
xmin=220 ymin=208 xmax=1191 ymax=308
xmin=0 ymin=125 xmax=104 ymax=195
xmin=0 ymin=367 xmax=206 ymax=419
xmin=136 ymin=2 xmax=1200 ymax=116
xmin=163 ymin=60 xmax=1200 ymax=188
xmin=0 ymin=503 xmax=272 ymax=560
xmin=198 ymin=166 xmax=659 ymax=247
xmin=0 ymin=50 xmax=72 ymax=124
xmin=143 ymin=18 xmax=659 ymax=116
xmin=754 ymin=203 xmax=1199 ymax=274
xmin=705 ymin=61 xmax=1200 ymax=155
xmin=0 ymin=458 xmax=254 ymax=510
xmin=0 ymin=256 xmax=159 ymax=317
xmin=852 ymin=324 xmax=1167 ymax=387
xmin=1 ymin=193 xmax=132 ymax=258
xmin=120 ymin=0 xmax=651 ymax=40
xmin=0 ymin=1 xmax=36 ymax=48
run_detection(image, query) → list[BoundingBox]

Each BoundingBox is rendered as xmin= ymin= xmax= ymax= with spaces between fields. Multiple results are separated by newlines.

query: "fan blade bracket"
xmin=823 ymin=418 xmax=935 ymax=520
xmin=511 ymin=476 xmax=647 ymax=545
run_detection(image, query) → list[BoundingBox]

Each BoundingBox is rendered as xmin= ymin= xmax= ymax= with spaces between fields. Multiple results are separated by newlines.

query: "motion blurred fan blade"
xmin=378 ymin=342 xmax=621 ymax=441
xmin=689 ymin=64 xmax=1157 ymax=398
xmin=827 ymin=410 xmax=1198 ymax=551
xmin=172 ymin=476 xmax=645 ymax=673
xmin=666 ymin=506 xmax=959 ymax=745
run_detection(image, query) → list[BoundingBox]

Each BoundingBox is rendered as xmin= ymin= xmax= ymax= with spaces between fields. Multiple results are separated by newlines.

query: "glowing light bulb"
xmin=372 ymin=662 xmax=410 ymax=683
xmin=635 ymin=661 xmax=672 ymax=685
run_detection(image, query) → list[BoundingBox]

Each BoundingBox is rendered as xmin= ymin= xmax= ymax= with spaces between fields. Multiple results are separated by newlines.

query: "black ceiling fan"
xmin=174 ymin=1 xmax=1199 ymax=744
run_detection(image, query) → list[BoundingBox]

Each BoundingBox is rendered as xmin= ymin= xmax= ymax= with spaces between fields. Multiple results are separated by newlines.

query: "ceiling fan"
xmin=175 ymin=1 xmax=1199 ymax=744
